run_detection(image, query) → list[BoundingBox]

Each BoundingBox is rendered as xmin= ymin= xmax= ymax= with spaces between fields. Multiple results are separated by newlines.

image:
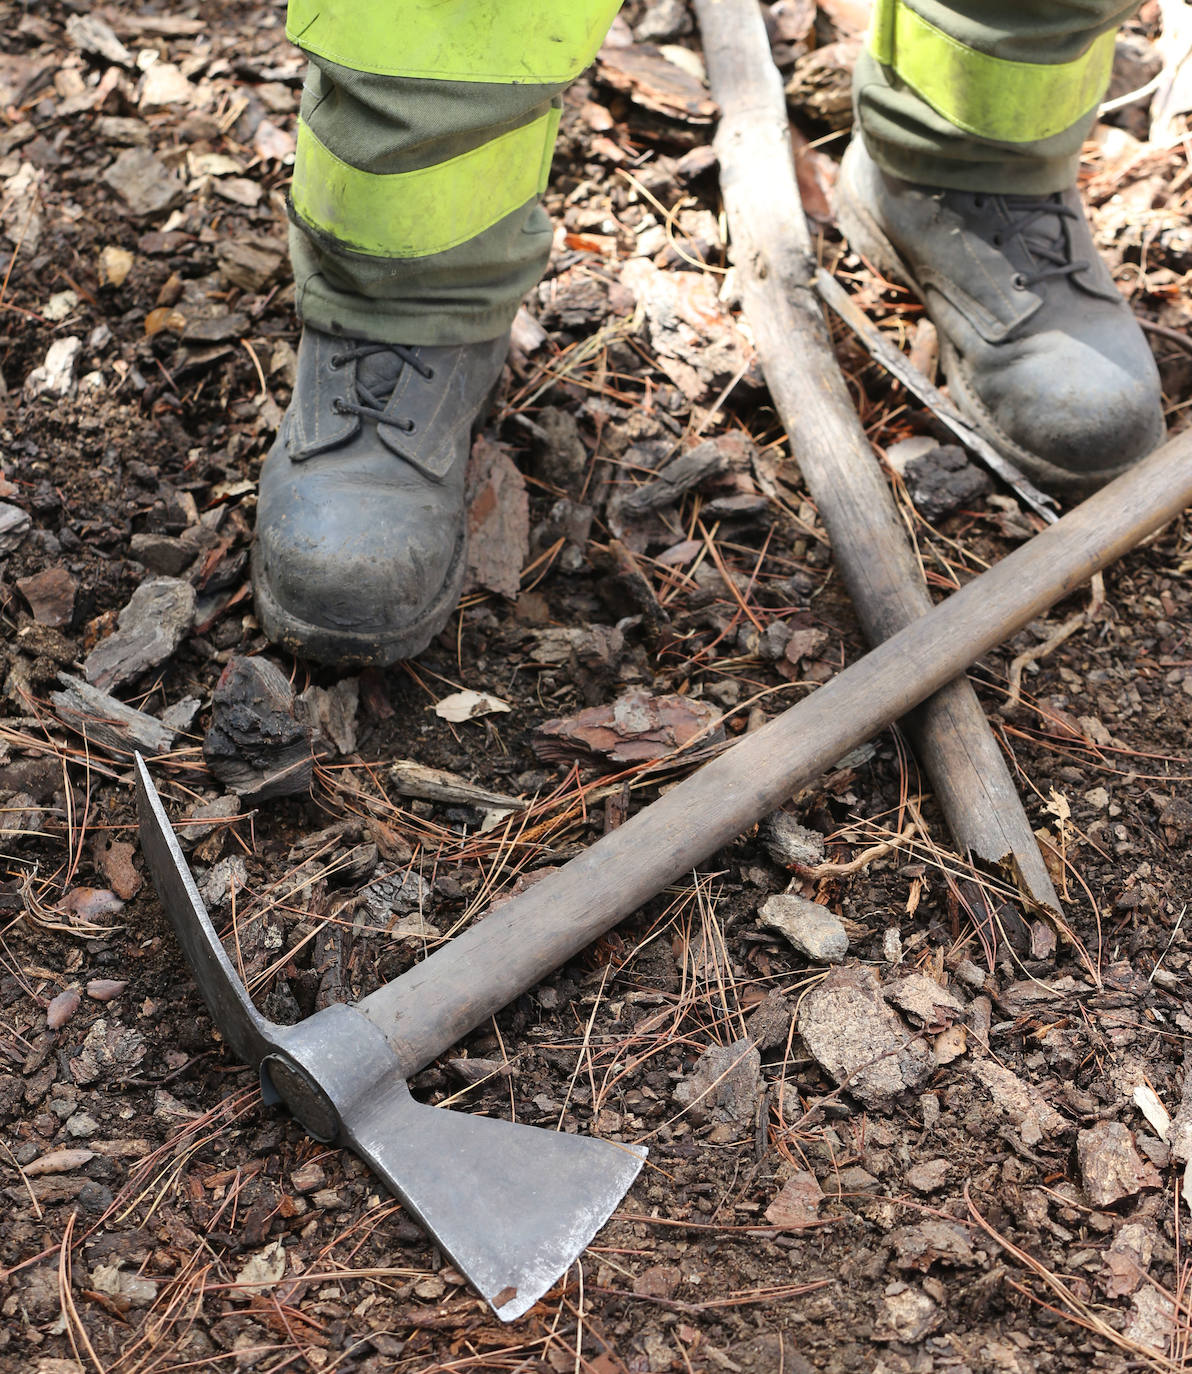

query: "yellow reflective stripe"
xmin=286 ymin=0 xmax=622 ymax=85
xmin=291 ymin=109 xmax=561 ymax=259
xmin=869 ymin=0 xmax=1116 ymax=144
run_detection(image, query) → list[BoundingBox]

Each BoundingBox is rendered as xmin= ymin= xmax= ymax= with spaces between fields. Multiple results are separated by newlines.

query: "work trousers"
xmin=285 ymin=0 xmax=1139 ymax=347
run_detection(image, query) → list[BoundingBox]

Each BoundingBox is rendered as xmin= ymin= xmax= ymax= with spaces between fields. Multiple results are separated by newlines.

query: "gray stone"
xmin=760 ymin=811 xmax=825 ymax=868
xmin=0 ymin=501 xmax=31 ymax=553
xmin=673 ymin=1037 xmax=761 ymax=1125
xmin=796 ymin=966 xmax=933 ymax=1108
xmin=103 ymin=147 xmax=184 ymax=218
xmin=759 ymin=893 xmax=848 ymax=963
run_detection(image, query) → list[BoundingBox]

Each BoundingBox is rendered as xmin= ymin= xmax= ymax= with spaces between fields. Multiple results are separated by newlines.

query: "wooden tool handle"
xmin=359 ymin=426 xmax=1192 ymax=1074
xmin=692 ymin=0 xmax=1058 ymax=907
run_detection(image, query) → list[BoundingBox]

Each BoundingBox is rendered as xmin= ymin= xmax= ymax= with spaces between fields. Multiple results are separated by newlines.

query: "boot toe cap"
xmin=956 ymin=324 xmax=1165 ymax=489
xmin=253 ymin=464 xmax=465 ymax=664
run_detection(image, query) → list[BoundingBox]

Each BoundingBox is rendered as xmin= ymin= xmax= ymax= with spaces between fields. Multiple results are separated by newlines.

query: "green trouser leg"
xmin=285 ymin=1 xmax=622 ymax=346
xmin=854 ymin=0 xmax=1141 ymax=193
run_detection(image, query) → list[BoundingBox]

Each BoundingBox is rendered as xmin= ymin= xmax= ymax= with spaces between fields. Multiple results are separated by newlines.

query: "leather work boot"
xmin=252 ymin=326 xmax=508 ymax=667
xmin=834 ymin=138 xmax=1165 ymax=496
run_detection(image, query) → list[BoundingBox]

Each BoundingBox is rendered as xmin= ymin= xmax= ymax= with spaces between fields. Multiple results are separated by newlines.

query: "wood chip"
xmin=51 ymin=673 xmax=177 ymax=757
xmin=465 ymin=435 xmax=530 ymax=601
xmin=534 ymin=686 xmax=722 ymax=765
xmin=386 ymin=760 xmax=525 ymax=810
xmin=16 ymin=565 xmax=77 ymax=626
xmin=82 ymin=576 xmax=196 ymax=691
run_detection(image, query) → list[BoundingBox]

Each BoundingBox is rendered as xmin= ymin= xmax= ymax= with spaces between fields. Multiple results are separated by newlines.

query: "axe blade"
xmin=134 ymin=755 xmax=645 ymax=1322
xmin=350 ymin=1083 xmax=645 ymax=1321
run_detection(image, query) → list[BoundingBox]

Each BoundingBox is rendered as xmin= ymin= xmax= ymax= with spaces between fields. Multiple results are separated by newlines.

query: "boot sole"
xmin=250 ymin=524 xmax=467 ymax=670
xmin=833 ymin=159 xmax=1133 ymax=500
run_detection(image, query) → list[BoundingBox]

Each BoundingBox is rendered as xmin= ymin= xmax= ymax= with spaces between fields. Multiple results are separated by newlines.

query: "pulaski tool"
xmin=137 ymin=424 xmax=1192 ymax=1322
xmin=135 ymin=755 xmax=645 ymax=1322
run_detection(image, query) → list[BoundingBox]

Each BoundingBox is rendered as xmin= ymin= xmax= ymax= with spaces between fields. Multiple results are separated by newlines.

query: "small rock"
xmin=905 ymin=1159 xmax=950 ymax=1194
xmin=0 ymin=502 xmax=31 ymax=553
xmin=65 ymin=13 xmax=133 ymax=65
xmin=634 ymin=0 xmax=692 ymax=43
xmin=93 ymin=837 xmax=141 ymax=900
xmin=139 ymin=62 xmax=193 ymax=112
xmin=128 ymin=532 xmax=198 ymax=575
xmin=97 ymin=246 xmax=135 ymax=288
xmin=890 ymin=1220 xmax=976 ymax=1271
xmin=160 ymin=696 xmax=202 ymax=733
xmin=69 ymin=1019 xmax=146 ymax=1085
xmin=46 ymin=990 xmax=81 ymax=1029
xmin=933 ymin=1024 xmax=968 ymax=1065
xmin=16 ymin=565 xmax=77 ymax=627
xmin=745 ymin=988 xmax=793 ymax=1050
xmin=883 ymin=973 xmax=966 ymax=1028
xmin=198 ymin=856 xmax=249 ymax=910
xmin=24 ymin=338 xmax=82 ymax=400
xmin=633 ymin=1264 xmax=682 ymax=1299
xmin=673 ymin=1037 xmax=761 ymax=1125
xmin=178 ymin=794 xmax=241 ymax=848
xmin=759 ymin=893 xmax=848 ymax=963
xmin=65 ymin=1111 xmax=100 ymax=1138
xmin=361 ymin=869 xmax=433 ymax=924
xmin=969 ymin=1058 xmax=1066 ymax=1146
xmin=835 ymin=1165 xmax=881 ymax=1193
xmin=83 ymin=577 xmax=196 ymax=691
xmin=953 ymin=958 xmax=987 ymax=990
xmin=103 ymin=146 xmax=184 ymax=218
xmin=881 ymin=1285 xmax=941 ymax=1343
xmin=91 ymin=1262 xmax=157 ymax=1307
xmin=796 ymin=966 xmax=933 ymax=1108
xmin=1077 ymin=1120 xmax=1162 ymax=1207
xmin=58 ymin=888 xmax=125 ymax=924
xmin=86 ymin=979 xmax=128 ymax=1002
xmin=290 ymin=1160 xmax=327 ymax=1194
xmin=235 ymin=1241 xmax=286 ymax=1296
xmin=1124 ymin=1285 xmax=1175 ymax=1354
xmin=760 ymin=812 xmax=825 ymax=868
xmin=444 ymin=1056 xmax=508 ymax=1087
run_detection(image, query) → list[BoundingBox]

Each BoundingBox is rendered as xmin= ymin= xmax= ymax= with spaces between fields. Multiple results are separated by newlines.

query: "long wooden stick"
xmin=691 ymin=0 xmax=1059 ymax=909
xmin=360 ymin=424 xmax=1192 ymax=1070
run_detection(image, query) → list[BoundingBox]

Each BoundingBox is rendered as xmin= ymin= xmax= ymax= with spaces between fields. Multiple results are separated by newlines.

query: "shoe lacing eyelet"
xmin=991 ymin=233 xmax=1003 ymax=247
xmin=423 ymin=367 xmax=435 ymax=380
xmin=329 ymin=355 xmax=344 ymax=370
xmin=1012 ymin=273 xmax=1028 ymax=290
xmin=331 ymin=398 xmax=345 ymax=414
xmin=403 ymin=420 xmax=417 ymax=434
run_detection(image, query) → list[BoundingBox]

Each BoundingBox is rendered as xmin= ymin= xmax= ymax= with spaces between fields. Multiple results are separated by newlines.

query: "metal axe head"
xmin=134 ymin=755 xmax=645 ymax=1321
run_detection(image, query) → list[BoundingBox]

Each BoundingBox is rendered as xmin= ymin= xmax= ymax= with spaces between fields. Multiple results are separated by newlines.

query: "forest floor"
xmin=2 ymin=2 xmax=1192 ymax=1372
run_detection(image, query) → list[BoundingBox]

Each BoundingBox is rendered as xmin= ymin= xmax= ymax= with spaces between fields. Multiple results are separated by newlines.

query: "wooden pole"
xmin=360 ymin=424 xmax=1192 ymax=1072
xmin=690 ymin=0 xmax=1060 ymax=909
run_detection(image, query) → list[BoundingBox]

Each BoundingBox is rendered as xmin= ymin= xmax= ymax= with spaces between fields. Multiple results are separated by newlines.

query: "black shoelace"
xmin=329 ymin=343 xmax=435 ymax=434
xmin=976 ymin=193 xmax=1090 ymax=290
